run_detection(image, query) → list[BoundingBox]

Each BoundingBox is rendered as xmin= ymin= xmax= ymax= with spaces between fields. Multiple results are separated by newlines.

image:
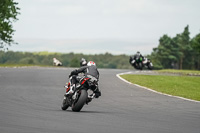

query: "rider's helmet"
xmin=80 ymin=58 xmax=87 ymax=66
xmin=136 ymin=51 xmax=141 ymax=56
xmin=87 ymin=61 xmax=96 ymax=66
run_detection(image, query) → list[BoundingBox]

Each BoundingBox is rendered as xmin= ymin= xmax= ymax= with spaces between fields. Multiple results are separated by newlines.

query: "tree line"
xmin=0 ymin=51 xmax=133 ymax=69
xmin=148 ymin=25 xmax=200 ymax=70
xmin=0 ymin=25 xmax=200 ymax=70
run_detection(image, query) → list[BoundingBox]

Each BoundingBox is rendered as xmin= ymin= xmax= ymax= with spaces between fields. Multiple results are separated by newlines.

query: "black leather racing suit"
xmin=69 ymin=65 xmax=101 ymax=97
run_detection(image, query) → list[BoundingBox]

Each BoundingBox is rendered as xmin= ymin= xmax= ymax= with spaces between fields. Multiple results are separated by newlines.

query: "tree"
xmin=157 ymin=35 xmax=173 ymax=68
xmin=70 ymin=57 xmax=79 ymax=67
xmin=191 ymin=33 xmax=200 ymax=69
xmin=151 ymin=34 xmax=180 ymax=69
xmin=191 ymin=33 xmax=200 ymax=54
xmin=177 ymin=25 xmax=192 ymax=69
xmin=149 ymin=25 xmax=198 ymax=69
xmin=0 ymin=0 xmax=20 ymax=50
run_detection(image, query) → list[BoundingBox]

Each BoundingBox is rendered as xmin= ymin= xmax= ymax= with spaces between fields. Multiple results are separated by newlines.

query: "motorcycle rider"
xmin=129 ymin=51 xmax=144 ymax=64
xmin=65 ymin=61 xmax=101 ymax=99
xmin=134 ymin=51 xmax=144 ymax=60
xmin=80 ymin=58 xmax=87 ymax=67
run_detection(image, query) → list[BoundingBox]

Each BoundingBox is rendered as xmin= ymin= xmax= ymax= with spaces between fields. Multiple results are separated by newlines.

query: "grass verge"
xmin=156 ymin=69 xmax=200 ymax=76
xmin=120 ymin=74 xmax=200 ymax=101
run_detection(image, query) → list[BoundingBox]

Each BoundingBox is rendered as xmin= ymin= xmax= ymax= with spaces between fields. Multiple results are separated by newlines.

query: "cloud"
xmin=56 ymin=5 xmax=87 ymax=16
xmin=12 ymin=0 xmax=200 ymax=55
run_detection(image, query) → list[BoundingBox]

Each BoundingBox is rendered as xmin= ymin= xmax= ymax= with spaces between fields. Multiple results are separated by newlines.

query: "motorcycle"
xmin=61 ymin=75 xmax=98 ymax=112
xmin=142 ymin=57 xmax=153 ymax=70
xmin=129 ymin=55 xmax=143 ymax=70
xmin=129 ymin=56 xmax=153 ymax=70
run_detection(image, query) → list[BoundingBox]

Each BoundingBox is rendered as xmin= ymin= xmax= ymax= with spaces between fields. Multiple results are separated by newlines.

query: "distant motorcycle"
xmin=129 ymin=56 xmax=153 ymax=70
xmin=142 ymin=57 xmax=153 ymax=70
xmin=53 ymin=58 xmax=62 ymax=66
xmin=61 ymin=75 xmax=98 ymax=112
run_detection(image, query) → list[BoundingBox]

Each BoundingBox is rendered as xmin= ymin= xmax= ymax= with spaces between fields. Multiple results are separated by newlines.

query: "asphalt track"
xmin=0 ymin=67 xmax=200 ymax=133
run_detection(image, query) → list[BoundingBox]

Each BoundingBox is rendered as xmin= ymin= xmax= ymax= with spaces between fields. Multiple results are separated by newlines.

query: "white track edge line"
xmin=116 ymin=72 xmax=200 ymax=103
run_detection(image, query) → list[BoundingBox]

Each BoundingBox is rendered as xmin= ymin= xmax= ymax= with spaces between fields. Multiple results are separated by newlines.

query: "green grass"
xmin=156 ymin=69 xmax=200 ymax=76
xmin=120 ymin=74 xmax=200 ymax=101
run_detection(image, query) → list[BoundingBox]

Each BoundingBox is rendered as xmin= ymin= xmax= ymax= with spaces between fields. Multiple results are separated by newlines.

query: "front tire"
xmin=61 ymin=98 xmax=69 ymax=110
xmin=139 ymin=62 xmax=143 ymax=70
xmin=72 ymin=89 xmax=88 ymax=112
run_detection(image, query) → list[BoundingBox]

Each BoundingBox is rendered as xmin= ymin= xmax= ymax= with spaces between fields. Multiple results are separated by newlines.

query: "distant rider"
xmin=64 ymin=61 xmax=101 ymax=99
xmin=80 ymin=58 xmax=87 ymax=67
xmin=129 ymin=51 xmax=144 ymax=64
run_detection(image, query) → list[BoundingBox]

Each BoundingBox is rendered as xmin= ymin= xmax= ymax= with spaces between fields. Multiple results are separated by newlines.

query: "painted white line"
xmin=116 ymin=72 xmax=200 ymax=103
xmin=116 ymin=72 xmax=133 ymax=84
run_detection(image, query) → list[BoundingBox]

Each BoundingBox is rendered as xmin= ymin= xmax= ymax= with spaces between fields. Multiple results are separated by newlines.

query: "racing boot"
xmin=65 ymin=84 xmax=75 ymax=96
xmin=94 ymin=87 xmax=101 ymax=98
xmin=86 ymin=93 xmax=95 ymax=105
xmin=86 ymin=97 xmax=92 ymax=105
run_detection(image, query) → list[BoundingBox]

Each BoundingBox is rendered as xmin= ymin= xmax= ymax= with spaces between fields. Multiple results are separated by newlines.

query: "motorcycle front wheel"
xmin=139 ymin=62 xmax=143 ymax=70
xmin=61 ymin=98 xmax=69 ymax=110
xmin=72 ymin=89 xmax=88 ymax=112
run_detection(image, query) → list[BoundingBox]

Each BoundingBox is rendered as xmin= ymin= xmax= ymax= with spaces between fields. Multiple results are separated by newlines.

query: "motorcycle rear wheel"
xmin=148 ymin=64 xmax=153 ymax=70
xmin=72 ymin=89 xmax=88 ymax=112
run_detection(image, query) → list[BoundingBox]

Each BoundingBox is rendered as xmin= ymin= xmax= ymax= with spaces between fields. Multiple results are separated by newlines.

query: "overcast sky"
xmin=10 ymin=0 xmax=200 ymax=55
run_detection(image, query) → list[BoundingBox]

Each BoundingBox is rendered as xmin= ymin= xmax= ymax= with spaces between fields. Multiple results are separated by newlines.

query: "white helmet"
xmin=87 ymin=61 xmax=96 ymax=66
xmin=80 ymin=58 xmax=87 ymax=66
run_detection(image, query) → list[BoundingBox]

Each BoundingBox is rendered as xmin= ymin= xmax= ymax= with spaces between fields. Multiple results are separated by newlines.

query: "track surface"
xmin=0 ymin=67 xmax=200 ymax=133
